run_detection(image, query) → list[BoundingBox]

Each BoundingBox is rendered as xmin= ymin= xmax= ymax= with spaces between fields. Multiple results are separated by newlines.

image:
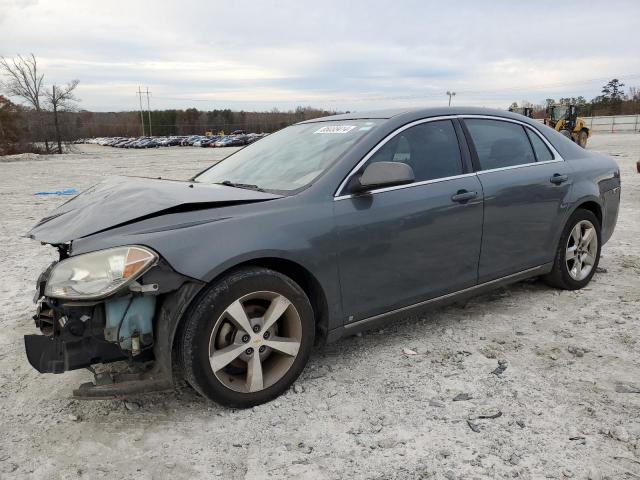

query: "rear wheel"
xmin=178 ymin=267 xmax=315 ymax=407
xmin=543 ymin=209 xmax=601 ymax=290
xmin=560 ymin=129 xmax=572 ymax=140
xmin=577 ymin=130 xmax=588 ymax=148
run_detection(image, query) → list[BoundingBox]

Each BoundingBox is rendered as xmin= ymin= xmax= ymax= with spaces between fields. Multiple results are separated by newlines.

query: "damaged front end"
xmin=25 ymin=243 xmax=204 ymax=399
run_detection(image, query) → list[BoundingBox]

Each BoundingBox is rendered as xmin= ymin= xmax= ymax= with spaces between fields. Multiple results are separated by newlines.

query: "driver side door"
xmin=333 ymin=119 xmax=484 ymax=323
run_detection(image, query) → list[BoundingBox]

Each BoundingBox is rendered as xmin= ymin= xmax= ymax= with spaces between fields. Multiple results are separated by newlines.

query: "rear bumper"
xmin=601 ymin=185 xmax=621 ymax=245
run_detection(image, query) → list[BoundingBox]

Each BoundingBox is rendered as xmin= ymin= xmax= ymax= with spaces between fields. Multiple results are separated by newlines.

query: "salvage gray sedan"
xmin=25 ymin=107 xmax=620 ymax=407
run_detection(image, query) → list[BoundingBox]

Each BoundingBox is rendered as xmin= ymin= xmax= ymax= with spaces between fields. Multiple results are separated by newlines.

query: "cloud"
xmin=1 ymin=0 xmax=638 ymax=111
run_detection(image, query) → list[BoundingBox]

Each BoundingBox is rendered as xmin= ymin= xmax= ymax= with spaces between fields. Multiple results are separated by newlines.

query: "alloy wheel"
xmin=565 ymin=219 xmax=598 ymax=281
xmin=208 ymin=291 xmax=302 ymax=393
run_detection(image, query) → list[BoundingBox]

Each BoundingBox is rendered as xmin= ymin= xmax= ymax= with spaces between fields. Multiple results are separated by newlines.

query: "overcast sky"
xmin=1 ymin=0 xmax=639 ymax=112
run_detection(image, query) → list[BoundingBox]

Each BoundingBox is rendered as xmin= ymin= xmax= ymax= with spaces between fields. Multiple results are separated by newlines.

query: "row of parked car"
xmin=76 ymin=132 xmax=268 ymax=149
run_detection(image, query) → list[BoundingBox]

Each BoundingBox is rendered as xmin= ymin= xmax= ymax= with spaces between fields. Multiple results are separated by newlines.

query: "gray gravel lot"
xmin=0 ymin=135 xmax=639 ymax=480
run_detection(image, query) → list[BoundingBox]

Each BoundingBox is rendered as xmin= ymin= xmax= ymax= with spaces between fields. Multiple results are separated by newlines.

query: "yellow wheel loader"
xmin=544 ymin=104 xmax=590 ymax=148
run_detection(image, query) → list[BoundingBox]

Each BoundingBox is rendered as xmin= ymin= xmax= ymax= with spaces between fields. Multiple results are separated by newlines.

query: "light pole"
xmin=446 ymin=91 xmax=456 ymax=106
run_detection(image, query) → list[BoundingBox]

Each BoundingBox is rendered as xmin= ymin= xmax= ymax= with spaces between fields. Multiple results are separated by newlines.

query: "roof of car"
xmin=298 ymin=106 xmax=532 ymax=124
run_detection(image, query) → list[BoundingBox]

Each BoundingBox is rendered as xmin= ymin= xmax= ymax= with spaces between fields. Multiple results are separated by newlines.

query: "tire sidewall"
xmin=557 ymin=209 xmax=601 ymax=289
xmin=578 ymin=131 xmax=588 ymax=148
xmin=181 ymin=267 xmax=315 ymax=407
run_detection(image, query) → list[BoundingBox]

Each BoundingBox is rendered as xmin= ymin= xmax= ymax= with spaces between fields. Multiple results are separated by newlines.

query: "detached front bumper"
xmin=24 ymin=258 xmax=204 ymax=399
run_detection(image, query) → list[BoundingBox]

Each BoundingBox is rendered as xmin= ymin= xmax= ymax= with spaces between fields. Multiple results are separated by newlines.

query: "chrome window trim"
xmin=475 ymin=158 xmax=563 ymax=175
xmin=334 ymin=114 xmax=565 ymax=201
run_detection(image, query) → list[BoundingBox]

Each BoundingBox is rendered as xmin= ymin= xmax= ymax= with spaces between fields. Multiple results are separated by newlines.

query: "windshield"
xmin=551 ymin=106 xmax=568 ymax=122
xmin=195 ymin=120 xmax=379 ymax=192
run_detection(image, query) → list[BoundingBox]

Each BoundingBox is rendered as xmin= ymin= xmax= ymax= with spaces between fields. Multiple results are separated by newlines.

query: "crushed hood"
xmin=27 ymin=176 xmax=282 ymax=244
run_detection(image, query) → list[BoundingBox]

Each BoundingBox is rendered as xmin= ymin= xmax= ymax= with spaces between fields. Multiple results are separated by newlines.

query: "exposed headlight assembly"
xmin=45 ymin=246 xmax=158 ymax=300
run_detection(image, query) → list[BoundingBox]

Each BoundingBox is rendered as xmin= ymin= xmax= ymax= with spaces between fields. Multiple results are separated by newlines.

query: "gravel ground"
xmin=0 ymin=135 xmax=639 ymax=480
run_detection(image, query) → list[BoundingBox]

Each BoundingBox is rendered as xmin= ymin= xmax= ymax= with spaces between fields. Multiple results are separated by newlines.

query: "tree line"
xmin=510 ymin=79 xmax=640 ymax=118
xmin=68 ymin=106 xmax=339 ymax=138
xmin=0 ymin=102 xmax=337 ymax=155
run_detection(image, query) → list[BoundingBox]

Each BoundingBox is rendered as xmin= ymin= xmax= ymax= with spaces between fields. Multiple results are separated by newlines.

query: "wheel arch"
xmin=170 ymin=256 xmax=330 ymax=357
xmin=572 ymin=199 xmax=603 ymax=226
xmin=232 ymin=257 xmax=330 ymax=344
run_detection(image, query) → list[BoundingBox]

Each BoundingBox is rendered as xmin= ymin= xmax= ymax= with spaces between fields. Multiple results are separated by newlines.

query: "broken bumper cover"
xmin=24 ymin=257 xmax=205 ymax=398
xmin=24 ymin=297 xmax=175 ymax=399
xmin=24 ymin=334 xmax=124 ymax=374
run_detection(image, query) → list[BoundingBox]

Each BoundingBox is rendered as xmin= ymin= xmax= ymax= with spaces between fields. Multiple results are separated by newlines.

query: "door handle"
xmin=451 ymin=190 xmax=478 ymax=203
xmin=550 ymin=173 xmax=569 ymax=185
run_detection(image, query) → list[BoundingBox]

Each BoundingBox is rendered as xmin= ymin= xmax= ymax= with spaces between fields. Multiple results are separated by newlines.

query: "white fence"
xmin=581 ymin=114 xmax=639 ymax=133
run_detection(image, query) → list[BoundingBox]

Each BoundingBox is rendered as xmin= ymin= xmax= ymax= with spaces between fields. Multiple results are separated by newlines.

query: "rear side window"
xmin=526 ymin=128 xmax=554 ymax=162
xmin=465 ymin=119 xmax=536 ymax=170
xmin=366 ymin=120 xmax=463 ymax=182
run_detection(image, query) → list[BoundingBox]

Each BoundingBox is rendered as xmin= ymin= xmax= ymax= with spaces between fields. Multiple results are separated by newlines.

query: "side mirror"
xmin=355 ymin=161 xmax=415 ymax=192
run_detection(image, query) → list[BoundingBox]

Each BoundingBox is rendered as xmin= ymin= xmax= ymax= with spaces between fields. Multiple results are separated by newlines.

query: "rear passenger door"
xmin=462 ymin=118 xmax=572 ymax=282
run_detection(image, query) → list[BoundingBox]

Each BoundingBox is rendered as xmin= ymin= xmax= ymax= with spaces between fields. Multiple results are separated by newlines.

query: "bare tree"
xmin=0 ymin=54 xmax=51 ymax=152
xmin=45 ymin=80 xmax=79 ymax=154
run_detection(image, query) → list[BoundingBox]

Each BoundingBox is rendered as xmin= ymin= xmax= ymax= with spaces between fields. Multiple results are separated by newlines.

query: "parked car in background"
xmin=75 ymin=133 xmax=268 ymax=149
xmin=214 ymin=135 xmax=246 ymax=147
xmin=213 ymin=137 xmax=234 ymax=147
xmin=24 ymin=107 xmax=620 ymax=408
xmin=201 ymin=136 xmax=221 ymax=147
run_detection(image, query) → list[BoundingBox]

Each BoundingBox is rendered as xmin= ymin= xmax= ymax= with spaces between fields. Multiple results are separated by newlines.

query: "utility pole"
xmin=137 ymin=86 xmax=145 ymax=136
xmin=446 ymin=91 xmax=456 ymax=106
xmin=145 ymin=87 xmax=152 ymax=137
xmin=52 ymin=85 xmax=62 ymax=154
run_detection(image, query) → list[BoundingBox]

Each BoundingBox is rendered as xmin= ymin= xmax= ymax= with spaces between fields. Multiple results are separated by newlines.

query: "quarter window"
xmin=365 ymin=120 xmax=463 ymax=182
xmin=526 ymin=128 xmax=554 ymax=162
xmin=465 ymin=119 xmax=536 ymax=170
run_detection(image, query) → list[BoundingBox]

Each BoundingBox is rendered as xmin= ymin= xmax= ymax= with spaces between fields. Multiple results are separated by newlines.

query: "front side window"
xmin=365 ymin=120 xmax=463 ymax=182
xmin=195 ymin=120 xmax=379 ymax=192
xmin=465 ymin=119 xmax=536 ymax=170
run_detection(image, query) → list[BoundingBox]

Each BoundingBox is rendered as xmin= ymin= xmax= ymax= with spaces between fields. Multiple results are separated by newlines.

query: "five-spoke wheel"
xmin=565 ymin=220 xmax=598 ymax=281
xmin=178 ymin=267 xmax=314 ymax=407
xmin=209 ymin=292 xmax=302 ymax=393
xmin=544 ymin=208 xmax=601 ymax=290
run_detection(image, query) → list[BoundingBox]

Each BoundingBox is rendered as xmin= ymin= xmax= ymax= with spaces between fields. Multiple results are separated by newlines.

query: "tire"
xmin=577 ymin=130 xmax=588 ymax=148
xmin=560 ymin=129 xmax=572 ymax=140
xmin=178 ymin=267 xmax=315 ymax=408
xmin=543 ymin=209 xmax=601 ymax=290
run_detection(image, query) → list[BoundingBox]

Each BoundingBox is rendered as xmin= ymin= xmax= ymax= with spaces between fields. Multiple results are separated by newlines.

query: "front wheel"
xmin=543 ymin=209 xmax=601 ymax=290
xmin=178 ymin=267 xmax=315 ymax=407
xmin=577 ymin=130 xmax=588 ymax=148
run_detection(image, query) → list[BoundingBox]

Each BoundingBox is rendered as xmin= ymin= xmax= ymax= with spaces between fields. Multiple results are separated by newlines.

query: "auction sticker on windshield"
xmin=314 ymin=125 xmax=357 ymax=134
